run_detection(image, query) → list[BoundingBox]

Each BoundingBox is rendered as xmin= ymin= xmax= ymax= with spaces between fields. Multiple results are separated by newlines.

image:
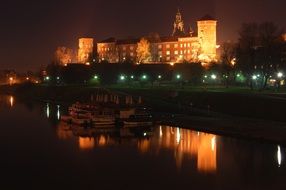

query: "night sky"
xmin=0 ymin=0 xmax=285 ymax=71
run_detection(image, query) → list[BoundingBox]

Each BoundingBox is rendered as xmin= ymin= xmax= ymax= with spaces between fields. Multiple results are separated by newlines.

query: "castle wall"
xmin=78 ymin=38 xmax=94 ymax=63
xmin=197 ymin=20 xmax=217 ymax=63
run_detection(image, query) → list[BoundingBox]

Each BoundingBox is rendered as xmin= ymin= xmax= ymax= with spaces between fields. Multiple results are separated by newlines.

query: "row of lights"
xmin=46 ymin=72 xmax=284 ymax=83
xmin=44 ymin=76 xmax=60 ymax=81
xmin=204 ymin=74 xmax=217 ymax=80
xmin=93 ymin=74 xmax=182 ymax=81
xmin=252 ymin=72 xmax=284 ymax=80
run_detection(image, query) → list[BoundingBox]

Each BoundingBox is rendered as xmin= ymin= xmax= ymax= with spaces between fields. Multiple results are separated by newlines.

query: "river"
xmin=0 ymin=95 xmax=285 ymax=189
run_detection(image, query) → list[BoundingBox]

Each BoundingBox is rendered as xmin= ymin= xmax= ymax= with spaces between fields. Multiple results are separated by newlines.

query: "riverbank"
xmin=2 ymin=84 xmax=286 ymax=145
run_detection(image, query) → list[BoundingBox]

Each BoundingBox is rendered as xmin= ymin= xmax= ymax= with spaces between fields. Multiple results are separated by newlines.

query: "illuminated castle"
xmin=67 ymin=9 xmax=217 ymax=65
xmin=97 ymin=10 xmax=218 ymax=65
xmin=78 ymin=38 xmax=94 ymax=63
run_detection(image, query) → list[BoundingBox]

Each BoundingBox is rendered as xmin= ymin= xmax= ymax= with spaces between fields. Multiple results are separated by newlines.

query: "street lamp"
xmin=142 ymin=75 xmax=147 ymax=80
xmin=277 ymin=72 xmax=283 ymax=78
xmin=94 ymin=75 xmax=98 ymax=80
xmin=120 ymin=75 xmax=126 ymax=81
xmin=158 ymin=75 xmax=162 ymax=79
xmin=130 ymin=75 xmax=134 ymax=79
xmin=211 ymin=74 xmax=217 ymax=80
xmin=252 ymin=75 xmax=258 ymax=80
xmin=176 ymin=74 xmax=181 ymax=80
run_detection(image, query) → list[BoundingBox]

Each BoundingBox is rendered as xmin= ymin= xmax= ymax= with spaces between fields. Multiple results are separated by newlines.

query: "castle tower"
xmin=78 ymin=38 xmax=94 ymax=63
xmin=197 ymin=15 xmax=217 ymax=63
xmin=172 ymin=9 xmax=185 ymax=37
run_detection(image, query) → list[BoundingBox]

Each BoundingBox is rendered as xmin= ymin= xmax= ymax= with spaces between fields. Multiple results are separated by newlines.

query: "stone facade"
xmin=78 ymin=38 xmax=94 ymax=63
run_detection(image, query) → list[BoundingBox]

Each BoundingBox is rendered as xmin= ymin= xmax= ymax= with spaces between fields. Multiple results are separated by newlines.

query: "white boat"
xmin=123 ymin=121 xmax=153 ymax=127
xmin=91 ymin=115 xmax=116 ymax=126
xmin=61 ymin=115 xmax=92 ymax=126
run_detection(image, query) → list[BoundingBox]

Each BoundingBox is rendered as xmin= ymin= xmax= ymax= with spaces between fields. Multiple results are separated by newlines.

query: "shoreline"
xmin=2 ymin=84 xmax=286 ymax=145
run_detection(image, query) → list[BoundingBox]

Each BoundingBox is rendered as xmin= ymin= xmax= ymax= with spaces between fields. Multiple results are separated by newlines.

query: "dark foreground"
xmin=0 ymin=95 xmax=286 ymax=189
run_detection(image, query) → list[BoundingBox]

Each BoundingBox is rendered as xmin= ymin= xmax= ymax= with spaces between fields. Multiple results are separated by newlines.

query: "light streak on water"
xmin=57 ymin=105 xmax=61 ymax=120
xmin=211 ymin=137 xmax=216 ymax=152
xmin=278 ymin=145 xmax=282 ymax=167
xmin=176 ymin=128 xmax=181 ymax=144
xmin=9 ymin=96 xmax=14 ymax=107
xmin=46 ymin=103 xmax=50 ymax=118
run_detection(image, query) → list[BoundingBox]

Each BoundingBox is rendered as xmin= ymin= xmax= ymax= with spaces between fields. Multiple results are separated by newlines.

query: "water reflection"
xmin=0 ymin=96 xmax=15 ymax=108
xmin=57 ymin=105 xmax=60 ymax=120
xmin=158 ymin=127 xmax=217 ymax=173
xmin=79 ymin=137 xmax=95 ymax=150
xmin=46 ymin=103 xmax=50 ymax=118
xmin=9 ymin=96 xmax=14 ymax=107
xmin=57 ymin=122 xmax=74 ymax=140
xmin=278 ymin=145 xmax=282 ymax=167
xmin=56 ymin=121 xmax=217 ymax=173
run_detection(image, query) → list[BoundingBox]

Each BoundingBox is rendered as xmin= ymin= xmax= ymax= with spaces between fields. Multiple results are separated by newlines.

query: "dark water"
xmin=0 ymin=95 xmax=286 ymax=189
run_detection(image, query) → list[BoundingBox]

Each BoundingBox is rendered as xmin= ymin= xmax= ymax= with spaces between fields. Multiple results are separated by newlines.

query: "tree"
xmin=220 ymin=42 xmax=237 ymax=87
xmin=54 ymin=47 xmax=74 ymax=65
xmin=236 ymin=22 xmax=284 ymax=89
xmin=136 ymin=38 xmax=151 ymax=63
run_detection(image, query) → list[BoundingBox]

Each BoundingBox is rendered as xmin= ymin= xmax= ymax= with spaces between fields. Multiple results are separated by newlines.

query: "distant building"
xmin=78 ymin=38 xmax=94 ymax=63
xmin=97 ymin=10 xmax=218 ymax=65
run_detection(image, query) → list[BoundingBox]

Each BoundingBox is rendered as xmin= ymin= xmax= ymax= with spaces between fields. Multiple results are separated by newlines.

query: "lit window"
xmin=184 ymin=43 xmax=187 ymax=48
xmin=166 ymin=51 xmax=170 ymax=55
xmin=188 ymin=43 xmax=191 ymax=47
xmin=123 ymin=53 xmax=126 ymax=57
xmin=130 ymin=52 xmax=134 ymax=57
xmin=123 ymin=46 xmax=126 ymax=51
xmin=166 ymin=57 xmax=170 ymax=61
xmin=166 ymin=44 xmax=170 ymax=49
xmin=130 ymin=46 xmax=134 ymax=50
xmin=174 ymin=51 xmax=178 ymax=55
xmin=180 ymin=44 xmax=183 ymax=48
xmin=174 ymin=44 xmax=178 ymax=48
xmin=158 ymin=45 xmax=162 ymax=49
xmin=180 ymin=50 xmax=183 ymax=55
xmin=158 ymin=51 xmax=162 ymax=55
xmin=187 ymin=50 xmax=190 ymax=54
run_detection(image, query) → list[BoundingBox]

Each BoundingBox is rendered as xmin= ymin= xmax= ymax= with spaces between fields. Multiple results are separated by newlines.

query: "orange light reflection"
xmin=79 ymin=137 xmax=95 ymax=150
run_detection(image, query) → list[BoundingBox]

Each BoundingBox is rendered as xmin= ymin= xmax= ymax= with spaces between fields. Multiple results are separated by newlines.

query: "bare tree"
xmin=236 ymin=22 xmax=284 ymax=89
xmin=220 ymin=42 xmax=236 ymax=87
xmin=55 ymin=47 xmax=73 ymax=65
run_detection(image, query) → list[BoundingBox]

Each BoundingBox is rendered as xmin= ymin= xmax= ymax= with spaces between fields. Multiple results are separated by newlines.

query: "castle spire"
xmin=172 ymin=8 xmax=185 ymax=37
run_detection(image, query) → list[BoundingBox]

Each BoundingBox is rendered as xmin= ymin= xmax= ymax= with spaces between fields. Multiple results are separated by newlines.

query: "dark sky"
xmin=0 ymin=0 xmax=285 ymax=71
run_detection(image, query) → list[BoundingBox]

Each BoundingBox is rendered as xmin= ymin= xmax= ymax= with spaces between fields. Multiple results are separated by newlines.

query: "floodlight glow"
xmin=277 ymin=72 xmax=283 ymax=78
xmin=211 ymin=74 xmax=217 ymax=80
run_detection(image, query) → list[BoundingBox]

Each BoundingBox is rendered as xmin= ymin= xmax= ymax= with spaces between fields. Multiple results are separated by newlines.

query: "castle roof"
xmin=116 ymin=38 xmax=140 ymax=45
xmin=198 ymin=14 xmax=216 ymax=21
